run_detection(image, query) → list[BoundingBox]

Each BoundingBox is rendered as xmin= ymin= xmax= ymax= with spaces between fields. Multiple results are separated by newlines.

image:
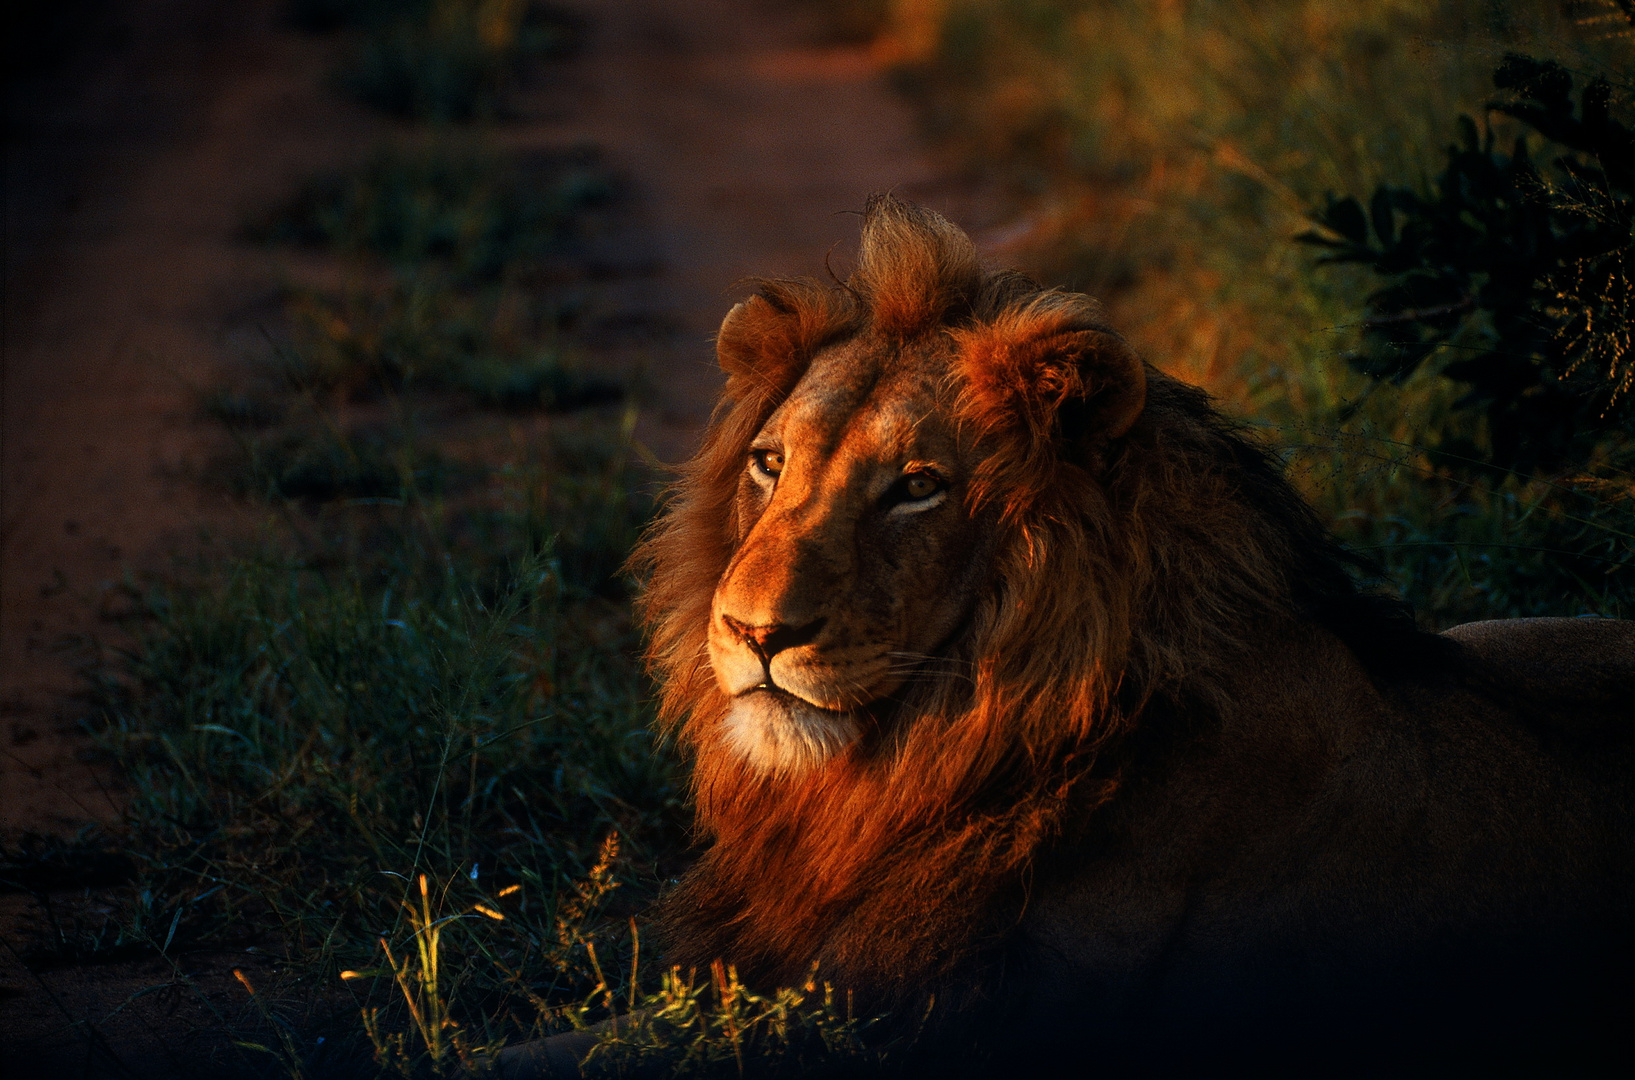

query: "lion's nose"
xmin=721 ymin=614 xmax=827 ymax=664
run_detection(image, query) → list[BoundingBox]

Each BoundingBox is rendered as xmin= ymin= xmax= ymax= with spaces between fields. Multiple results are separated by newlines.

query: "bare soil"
xmin=1 ymin=0 xmax=943 ymax=1073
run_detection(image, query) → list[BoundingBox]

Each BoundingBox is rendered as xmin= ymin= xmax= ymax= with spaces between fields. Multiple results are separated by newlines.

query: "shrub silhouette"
xmin=1302 ymin=53 xmax=1635 ymax=474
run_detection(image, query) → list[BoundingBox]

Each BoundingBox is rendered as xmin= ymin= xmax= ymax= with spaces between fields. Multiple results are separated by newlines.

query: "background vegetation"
xmin=865 ymin=0 xmax=1635 ymax=624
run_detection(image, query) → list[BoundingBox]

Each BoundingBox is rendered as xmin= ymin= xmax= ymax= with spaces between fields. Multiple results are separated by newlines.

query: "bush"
xmin=1302 ymin=54 xmax=1635 ymax=475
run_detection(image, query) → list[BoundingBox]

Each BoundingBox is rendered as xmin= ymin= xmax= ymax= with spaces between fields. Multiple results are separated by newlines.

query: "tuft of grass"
xmin=577 ymin=961 xmax=894 ymax=1079
xmin=213 ymin=419 xmax=468 ymax=504
xmin=273 ymin=280 xmax=619 ymax=409
xmin=259 ymin=142 xmax=616 ymax=282
xmin=333 ymin=0 xmax=583 ymax=122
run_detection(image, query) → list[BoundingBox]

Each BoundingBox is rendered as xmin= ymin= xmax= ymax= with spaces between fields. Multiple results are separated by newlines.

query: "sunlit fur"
xmin=628 ymin=195 xmax=1447 ymax=1012
xmin=719 ymin=691 xmax=862 ymax=774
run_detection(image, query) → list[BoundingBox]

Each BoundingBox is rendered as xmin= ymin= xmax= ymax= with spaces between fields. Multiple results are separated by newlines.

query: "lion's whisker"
xmin=886 ymin=651 xmax=973 ymax=667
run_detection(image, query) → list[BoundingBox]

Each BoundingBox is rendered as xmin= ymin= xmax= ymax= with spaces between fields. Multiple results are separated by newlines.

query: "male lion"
xmin=513 ymin=196 xmax=1634 ymax=1077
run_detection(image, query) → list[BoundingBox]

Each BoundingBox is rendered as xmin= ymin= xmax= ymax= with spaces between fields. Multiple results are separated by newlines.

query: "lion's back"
xmin=1444 ymin=616 xmax=1635 ymax=731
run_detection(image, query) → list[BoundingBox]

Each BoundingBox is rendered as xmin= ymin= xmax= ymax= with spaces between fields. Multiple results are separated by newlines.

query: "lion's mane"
xmin=631 ymin=195 xmax=1432 ymax=1013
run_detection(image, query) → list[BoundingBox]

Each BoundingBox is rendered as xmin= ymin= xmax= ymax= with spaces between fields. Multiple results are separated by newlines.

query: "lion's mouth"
xmin=723 ymin=685 xmax=863 ymax=773
xmin=743 ymin=681 xmax=846 ymax=711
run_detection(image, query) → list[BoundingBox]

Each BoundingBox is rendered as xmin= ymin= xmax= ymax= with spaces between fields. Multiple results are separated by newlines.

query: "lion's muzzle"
xmin=720 ymin=613 xmax=828 ymax=688
xmin=709 ymin=606 xmax=893 ymax=772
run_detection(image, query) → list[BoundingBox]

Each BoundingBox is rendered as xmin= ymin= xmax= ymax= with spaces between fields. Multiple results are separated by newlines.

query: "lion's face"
xmin=708 ymin=335 xmax=993 ymax=772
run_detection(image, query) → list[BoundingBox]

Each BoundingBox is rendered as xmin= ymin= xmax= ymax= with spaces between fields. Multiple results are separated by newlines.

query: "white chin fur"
xmin=723 ymin=692 xmax=861 ymax=773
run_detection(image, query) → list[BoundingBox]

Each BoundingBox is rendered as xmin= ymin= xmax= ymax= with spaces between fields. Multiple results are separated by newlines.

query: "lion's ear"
xmin=954 ymin=310 xmax=1146 ymax=451
xmin=715 ymin=295 xmax=794 ymax=381
xmin=1056 ymin=330 xmax=1146 ymax=446
xmin=716 ymin=280 xmax=854 ymax=392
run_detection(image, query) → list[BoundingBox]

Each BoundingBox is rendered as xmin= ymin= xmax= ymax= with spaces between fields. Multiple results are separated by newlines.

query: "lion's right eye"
xmin=752 ymin=449 xmax=785 ymax=479
xmin=903 ymin=474 xmax=938 ymax=500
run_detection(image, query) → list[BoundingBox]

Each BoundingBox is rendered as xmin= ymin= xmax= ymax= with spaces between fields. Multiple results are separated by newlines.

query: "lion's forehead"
xmin=774 ymin=342 xmax=954 ymax=469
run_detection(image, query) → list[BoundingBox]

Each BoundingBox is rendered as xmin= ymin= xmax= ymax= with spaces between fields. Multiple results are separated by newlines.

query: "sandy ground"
xmin=1 ymin=0 xmax=939 ymax=1072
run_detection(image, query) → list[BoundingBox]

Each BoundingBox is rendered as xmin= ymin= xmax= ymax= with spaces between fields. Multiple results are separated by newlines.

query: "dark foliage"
xmin=1301 ymin=54 xmax=1635 ymax=474
xmin=220 ymin=424 xmax=464 ymax=503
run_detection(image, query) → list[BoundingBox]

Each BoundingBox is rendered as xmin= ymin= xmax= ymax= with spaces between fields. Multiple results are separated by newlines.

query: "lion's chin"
xmin=722 ymin=691 xmax=862 ymax=774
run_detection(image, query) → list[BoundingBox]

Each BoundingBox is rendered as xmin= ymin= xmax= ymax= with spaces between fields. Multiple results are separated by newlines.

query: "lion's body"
xmin=633 ymin=196 xmax=1634 ymax=1072
xmin=1015 ymin=615 xmax=1632 ymax=1068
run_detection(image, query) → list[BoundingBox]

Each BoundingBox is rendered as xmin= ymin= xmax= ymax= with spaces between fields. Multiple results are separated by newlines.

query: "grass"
xmin=258 ymin=141 xmax=615 ymax=283
xmin=2 ymin=44 xmax=693 ymax=1067
xmin=580 ymin=963 xmax=893 ymax=1078
xmin=1284 ymin=425 xmax=1635 ymax=622
xmin=270 ymin=280 xmax=619 ymax=406
xmin=73 ymin=419 xmax=679 ymax=1054
xmin=313 ymin=0 xmax=585 ymax=122
xmin=860 ymin=0 xmax=1635 ymax=624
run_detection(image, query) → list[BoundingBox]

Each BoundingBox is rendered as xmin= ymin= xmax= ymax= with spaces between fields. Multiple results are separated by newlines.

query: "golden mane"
xmin=631 ymin=195 xmax=1428 ymax=1012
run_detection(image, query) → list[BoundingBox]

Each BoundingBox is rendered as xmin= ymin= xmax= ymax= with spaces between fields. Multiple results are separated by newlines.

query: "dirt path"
xmin=2 ymin=0 xmax=377 ymax=838
xmin=2 ymin=0 xmax=936 ymax=1071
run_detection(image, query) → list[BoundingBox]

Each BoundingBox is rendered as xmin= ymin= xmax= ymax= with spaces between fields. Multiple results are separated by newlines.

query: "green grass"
xmin=259 ymin=142 xmax=615 ymax=282
xmin=225 ymin=140 xmax=626 ymax=506
xmin=212 ymin=415 xmax=470 ymax=504
xmin=1283 ymin=425 xmax=1635 ymax=621
xmin=2 ymin=418 xmax=680 ymax=1069
xmin=864 ymin=0 xmax=1635 ymax=625
xmin=266 ymin=279 xmax=618 ymax=405
xmin=84 ymin=464 xmax=677 ymax=1051
xmin=324 ymin=0 xmax=584 ymax=122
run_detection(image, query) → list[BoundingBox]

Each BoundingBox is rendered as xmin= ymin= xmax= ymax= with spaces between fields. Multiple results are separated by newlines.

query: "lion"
xmin=621 ymin=196 xmax=1635 ymax=1074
